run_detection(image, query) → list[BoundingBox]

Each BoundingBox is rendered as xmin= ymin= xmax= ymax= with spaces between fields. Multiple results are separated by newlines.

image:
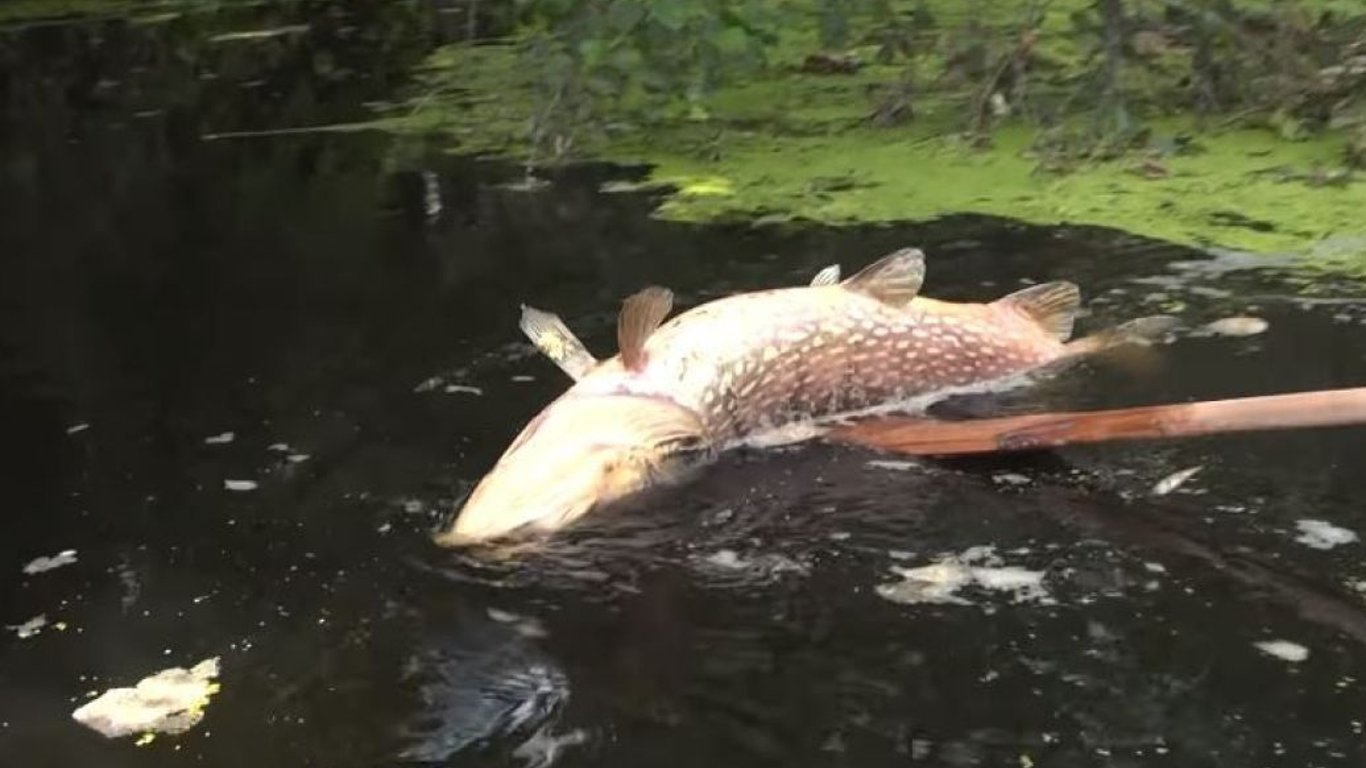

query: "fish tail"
xmin=1063 ymin=315 xmax=1181 ymax=357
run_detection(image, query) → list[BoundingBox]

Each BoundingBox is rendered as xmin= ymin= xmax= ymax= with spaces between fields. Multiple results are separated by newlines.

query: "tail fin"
xmin=1064 ymin=315 xmax=1181 ymax=356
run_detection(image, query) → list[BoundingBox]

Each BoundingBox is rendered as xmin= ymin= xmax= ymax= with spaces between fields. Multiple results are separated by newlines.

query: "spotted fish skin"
xmin=644 ymin=289 xmax=1060 ymax=440
xmin=438 ymin=248 xmax=1170 ymax=546
xmin=580 ymin=290 xmax=1065 ymax=442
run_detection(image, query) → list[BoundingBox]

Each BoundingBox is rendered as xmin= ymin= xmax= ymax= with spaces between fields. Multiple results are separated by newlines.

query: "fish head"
xmin=436 ymin=393 xmax=710 ymax=546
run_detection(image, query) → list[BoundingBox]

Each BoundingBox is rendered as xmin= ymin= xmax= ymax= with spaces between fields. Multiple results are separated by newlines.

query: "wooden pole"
xmin=827 ymin=387 xmax=1366 ymax=457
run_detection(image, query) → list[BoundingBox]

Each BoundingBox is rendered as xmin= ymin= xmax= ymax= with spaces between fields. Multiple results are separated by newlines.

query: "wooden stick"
xmin=827 ymin=387 xmax=1366 ymax=457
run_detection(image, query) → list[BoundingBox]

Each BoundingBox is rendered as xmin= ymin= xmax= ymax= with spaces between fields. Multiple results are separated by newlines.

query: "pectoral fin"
xmin=519 ymin=305 xmax=598 ymax=381
xmin=621 ymin=395 xmax=709 ymax=452
xmin=810 ymin=264 xmax=842 ymax=286
xmin=842 ymin=248 xmax=925 ymax=308
xmin=997 ymin=281 xmax=1082 ymax=341
xmin=618 ymin=286 xmax=674 ymax=371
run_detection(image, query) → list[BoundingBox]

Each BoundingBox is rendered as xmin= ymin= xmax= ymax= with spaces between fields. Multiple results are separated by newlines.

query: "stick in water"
xmin=827 ymin=387 xmax=1366 ymax=456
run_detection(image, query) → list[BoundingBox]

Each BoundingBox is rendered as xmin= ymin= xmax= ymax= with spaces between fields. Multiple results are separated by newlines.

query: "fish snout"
xmin=434 ymin=394 xmax=709 ymax=546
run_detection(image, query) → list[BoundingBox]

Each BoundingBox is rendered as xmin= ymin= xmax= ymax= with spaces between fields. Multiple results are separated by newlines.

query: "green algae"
xmin=0 ymin=0 xmax=278 ymax=26
xmin=381 ymin=10 xmax=1365 ymax=276
xmin=613 ymin=121 xmax=1364 ymax=259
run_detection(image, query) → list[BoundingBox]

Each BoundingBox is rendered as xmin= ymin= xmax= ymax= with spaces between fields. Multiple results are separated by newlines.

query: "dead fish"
xmin=436 ymin=248 xmax=1177 ymax=545
xmin=1200 ymin=316 xmax=1268 ymax=337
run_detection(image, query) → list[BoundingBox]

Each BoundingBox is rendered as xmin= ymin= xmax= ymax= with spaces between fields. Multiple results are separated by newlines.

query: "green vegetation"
xmin=0 ymin=0 xmax=230 ymax=24
xmin=373 ymin=0 xmax=1366 ymax=269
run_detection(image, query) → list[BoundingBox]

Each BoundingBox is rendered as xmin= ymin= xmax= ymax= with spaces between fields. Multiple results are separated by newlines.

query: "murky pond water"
xmin=3 ymin=4 xmax=1365 ymax=767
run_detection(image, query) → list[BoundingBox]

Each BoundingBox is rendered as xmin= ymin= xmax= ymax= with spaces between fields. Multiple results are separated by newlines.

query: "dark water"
xmin=3 ymin=4 xmax=1366 ymax=767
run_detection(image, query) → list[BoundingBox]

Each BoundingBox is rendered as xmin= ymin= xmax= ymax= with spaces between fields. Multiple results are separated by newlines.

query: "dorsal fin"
xmin=996 ymin=281 xmax=1082 ymax=340
xmin=810 ymin=264 xmax=841 ymax=286
xmin=617 ymin=286 xmax=673 ymax=371
xmin=842 ymin=248 xmax=925 ymax=307
xmin=519 ymin=305 xmax=599 ymax=381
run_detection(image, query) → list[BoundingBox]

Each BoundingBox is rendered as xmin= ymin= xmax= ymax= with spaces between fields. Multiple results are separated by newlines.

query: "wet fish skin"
xmin=437 ymin=248 xmax=1171 ymax=546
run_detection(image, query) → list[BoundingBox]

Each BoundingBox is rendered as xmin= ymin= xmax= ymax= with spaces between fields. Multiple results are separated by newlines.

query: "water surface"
xmin=2 ymin=4 xmax=1365 ymax=767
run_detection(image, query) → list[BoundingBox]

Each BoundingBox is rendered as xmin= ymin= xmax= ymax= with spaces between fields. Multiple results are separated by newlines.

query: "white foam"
xmin=866 ymin=459 xmax=920 ymax=471
xmin=1294 ymin=519 xmax=1359 ymax=550
xmin=1152 ymin=465 xmax=1203 ymax=495
xmin=876 ymin=546 xmax=1052 ymax=606
xmin=22 ymin=550 xmax=78 ymax=575
xmin=71 ymin=657 xmax=222 ymax=739
xmin=1254 ymin=639 xmax=1310 ymax=663
xmin=10 ymin=614 xmax=47 ymax=639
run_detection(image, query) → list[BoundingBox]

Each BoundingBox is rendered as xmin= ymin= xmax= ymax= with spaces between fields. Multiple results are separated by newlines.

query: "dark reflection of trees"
xmin=0 ymin=1 xmax=456 ymax=566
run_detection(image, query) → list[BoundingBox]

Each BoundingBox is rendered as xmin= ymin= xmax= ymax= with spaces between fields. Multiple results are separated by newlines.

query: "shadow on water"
xmin=2 ymin=3 xmax=1366 ymax=768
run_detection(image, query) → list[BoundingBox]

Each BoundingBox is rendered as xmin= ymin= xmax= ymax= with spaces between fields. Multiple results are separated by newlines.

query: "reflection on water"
xmin=395 ymin=598 xmax=572 ymax=765
xmin=2 ymin=3 xmax=1366 ymax=767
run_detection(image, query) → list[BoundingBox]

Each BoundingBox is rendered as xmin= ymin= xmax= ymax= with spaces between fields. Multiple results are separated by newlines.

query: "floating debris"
xmin=1254 ymin=639 xmax=1310 ymax=663
xmin=72 ymin=657 xmax=222 ymax=739
xmin=600 ymin=179 xmax=661 ymax=195
xmin=992 ymin=472 xmax=1032 ymax=486
xmin=1293 ymin=519 xmax=1359 ymax=550
xmin=877 ymin=546 xmax=1051 ymax=606
xmin=486 ymin=608 xmax=549 ymax=639
xmin=66 ymin=423 xmax=90 ymax=435
xmin=203 ymin=432 xmax=235 ymax=445
xmin=1200 ymin=316 xmax=1269 ymax=337
xmin=208 ymin=24 xmax=310 ymax=43
xmin=512 ymin=724 xmax=589 ymax=768
xmin=285 ymin=454 xmax=310 ymax=464
xmin=693 ymin=549 xmax=809 ymax=581
xmin=866 ymin=459 xmax=919 ymax=471
xmin=267 ymin=443 xmax=291 ymax=452
xmin=703 ymin=549 xmax=747 ymax=570
xmin=511 ymin=375 xmax=536 ymax=382
xmin=1152 ymin=465 xmax=1203 ymax=495
xmin=443 ymin=384 xmax=484 ymax=396
xmin=22 ymin=549 xmax=78 ymax=575
xmin=10 ymin=614 xmax=47 ymax=639
xmin=413 ymin=377 xmax=444 ymax=393
xmin=223 ymin=479 xmax=258 ymax=492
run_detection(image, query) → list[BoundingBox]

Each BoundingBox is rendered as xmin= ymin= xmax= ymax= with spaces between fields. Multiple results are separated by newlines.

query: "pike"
xmin=435 ymin=248 xmax=1175 ymax=546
